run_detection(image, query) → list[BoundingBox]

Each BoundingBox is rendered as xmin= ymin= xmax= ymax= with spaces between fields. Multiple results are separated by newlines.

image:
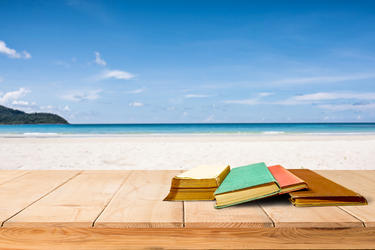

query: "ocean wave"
xmin=262 ymin=131 xmax=286 ymax=135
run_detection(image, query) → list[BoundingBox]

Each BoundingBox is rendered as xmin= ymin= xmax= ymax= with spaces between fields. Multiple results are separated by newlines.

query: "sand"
xmin=0 ymin=134 xmax=374 ymax=170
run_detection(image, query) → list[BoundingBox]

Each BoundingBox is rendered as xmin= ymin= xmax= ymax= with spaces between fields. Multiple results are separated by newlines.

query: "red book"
xmin=268 ymin=165 xmax=308 ymax=194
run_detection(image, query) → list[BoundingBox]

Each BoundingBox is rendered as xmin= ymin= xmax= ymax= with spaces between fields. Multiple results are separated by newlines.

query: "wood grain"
xmin=318 ymin=170 xmax=375 ymax=227
xmin=4 ymin=171 xmax=130 ymax=228
xmin=259 ymin=194 xmax=363 ymax=228
xmin=0 ymin=170 xmax=373 ymax=249
xmin=94 ymin=170 xmax=183 ymax=228
xmin=0 ymin=170 xmax=29 ymax=185
xmin=184 ymin=201 xmax=273 ymax=228
xmin=0 ymin=227 xmax=374 ymax=249
xmin=0 ymin=171 xmax=79 ymax=227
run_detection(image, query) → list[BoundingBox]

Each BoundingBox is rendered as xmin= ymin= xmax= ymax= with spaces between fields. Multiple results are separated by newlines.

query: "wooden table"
xmin=0 ymin=170 xmax=374 ymax=249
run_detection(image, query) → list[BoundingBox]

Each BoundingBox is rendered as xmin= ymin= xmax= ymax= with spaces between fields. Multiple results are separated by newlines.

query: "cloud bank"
xmin=224 ymin=91 xmax=375 ymax=111
xmin=0 ymin=88 xmax=30 ymax=105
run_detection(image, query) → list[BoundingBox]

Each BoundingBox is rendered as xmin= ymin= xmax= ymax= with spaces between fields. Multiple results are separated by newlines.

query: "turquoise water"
xmin=0 ymin=123 xmax=375 ymax=135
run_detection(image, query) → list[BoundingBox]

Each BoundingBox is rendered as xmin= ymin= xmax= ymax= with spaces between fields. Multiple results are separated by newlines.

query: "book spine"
xmin=215 ymin=165 xmax=231 ymax=186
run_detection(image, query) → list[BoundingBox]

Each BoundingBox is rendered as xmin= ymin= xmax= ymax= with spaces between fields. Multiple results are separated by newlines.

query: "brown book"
xmin=288 ymin=169 xmax=367 ymax=207
xmin=268 ymin=165 xmax=308 ymax=194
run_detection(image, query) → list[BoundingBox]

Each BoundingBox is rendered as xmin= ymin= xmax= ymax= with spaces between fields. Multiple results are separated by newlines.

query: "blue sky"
xmin=1 ymin=0 xmax=375 ymax=123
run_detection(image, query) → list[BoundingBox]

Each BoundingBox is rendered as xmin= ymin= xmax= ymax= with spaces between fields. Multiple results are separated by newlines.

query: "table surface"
xmin=0 ymin=170 xmax=374 ymax=249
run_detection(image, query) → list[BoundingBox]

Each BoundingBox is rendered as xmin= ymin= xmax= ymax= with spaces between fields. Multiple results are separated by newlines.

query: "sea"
xmin=0 ymin=123 xmax=375 ymax=136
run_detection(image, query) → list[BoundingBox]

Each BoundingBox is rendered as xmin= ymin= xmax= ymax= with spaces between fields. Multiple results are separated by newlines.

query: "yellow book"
xmin=164 ymin=165 xmax=230 ymax=201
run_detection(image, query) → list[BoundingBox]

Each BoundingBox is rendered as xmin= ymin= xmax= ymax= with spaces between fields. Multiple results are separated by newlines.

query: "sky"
xmin=1 ymin=0 xmax=375 ymax=123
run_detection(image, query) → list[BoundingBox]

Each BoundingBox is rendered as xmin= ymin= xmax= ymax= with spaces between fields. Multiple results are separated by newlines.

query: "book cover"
xmin=268 ymin=165 xmax=308 ymax=194
xmin=288 ymin=169 xmax=367 ymax=207
xmin=214 ymin=162 xmax=280 ymax=208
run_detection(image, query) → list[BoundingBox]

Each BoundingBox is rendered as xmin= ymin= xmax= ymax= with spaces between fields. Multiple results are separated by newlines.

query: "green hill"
xmin=0 ymin=105 xmax=69 ymax=124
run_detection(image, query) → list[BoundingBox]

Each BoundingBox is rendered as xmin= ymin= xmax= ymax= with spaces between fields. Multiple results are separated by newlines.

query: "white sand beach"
xmin=0 ymin=134 xmax=374 ymax=170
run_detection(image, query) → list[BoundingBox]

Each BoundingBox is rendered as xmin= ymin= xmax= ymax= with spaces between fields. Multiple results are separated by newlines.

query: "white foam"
xmin=262 ymin=131 xmax=285 ymax=135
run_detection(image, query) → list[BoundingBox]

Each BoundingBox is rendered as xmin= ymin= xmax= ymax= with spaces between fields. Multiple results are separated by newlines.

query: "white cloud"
xmin=0 ymin=88 xmax=30 ymax=105
xmin=277 ymin=92 xmax=375 ymax=111
xmin=258 ymin=92 xmax=273 ymax=97
xmin=36 ymin=105 xmax=72 ymax=115
xmin=0 ymin=41 xmax=19 ymax=58
xmin=272 ymin=99 xmax=300 ymax=105
xmin=55 ymin=60 xmax=71 ymax=68
xmin=62 ymin=89 xmax=102 ymax=102
xmin=126 ymin=88 xmax=145 ymax=94
xmin=129 ymin=101 xmax=143 ymax=107
xmin=10 ymin=100 xmax=40 ymax=113
xmin=94 ymin=51 xmax=106 ymax=66
xmin=2 ymin=94 xmax=71 ymax=117
xmin=55 ymin=58 xmax=77 ymax=68
xmin=0 ymin=41 xmax=31 ymax=59
xmin=23 ymin=51 xmax=31 ymax=59
xmin=223 ymin=98 xmax=259 ymax=105
xmin=223 ymin=91 xmax=375 ymax=111
xmin=318 ymin=103 xmax=375 ymax=111
xmin=185 ymin=94 xmax=210 ymax=98
xmin=293 ymin=92 xmax=375 ymax=101
xmin=11 ymin=100 xmax=34 ymax=106
xmin=263 ymin=92 xmax=375 ymax=106
xmin=40 ymin=105 xmax=54 ymax=110
xmin=274 ymin=92 xmax=375 ymax=106
xmin=223 ymin=92 xmax=272 ymax=105
xmin=271 ymin=73 xmax=375 ymax=85
xmin=100 ymin=70 xmax=135 ymax=80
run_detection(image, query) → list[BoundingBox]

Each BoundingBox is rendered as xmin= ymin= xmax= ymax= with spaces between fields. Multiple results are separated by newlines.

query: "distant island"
xmin=0 ymin=105 xmax=69 ymax=124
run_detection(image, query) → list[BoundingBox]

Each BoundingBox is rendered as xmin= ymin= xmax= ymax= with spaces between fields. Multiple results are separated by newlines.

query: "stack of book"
xmin=164 ymin=162 xmax=367 ymax=208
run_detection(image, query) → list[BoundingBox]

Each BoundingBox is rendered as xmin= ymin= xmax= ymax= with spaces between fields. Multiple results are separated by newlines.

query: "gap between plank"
xmin=0 ymin=171 xmax=30 ymax=187
xmin=91 ymin=171 xmax=132 ymax=227
xmin=0 ymin=171 xmax=83 ymax=227
xmin=337 ymin=206 xmax=366 ymax=228
xmin=257 ymin=202 xmax=275 ymax=227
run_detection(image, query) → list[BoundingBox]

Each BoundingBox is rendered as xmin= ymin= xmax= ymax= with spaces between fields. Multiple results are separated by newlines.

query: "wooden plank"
xmin=0 ymin=170 xmax=29 ymax=185
xmin=4 ymin=171 xmax=130 ymax=228
xmin=94 ymin=170 xmax=183 ymax=228
xmin=0 ymin=227 xmax=374 ymax=249
xmin=184 ymin=201 xmax=273 ymax=228
xmin=259 ymin=194 xmax=363 ymax=228
xmin=317 ymin=170 xmax=375 ymax=227
xmin=0 ymin=171 xmax=79 ymax=226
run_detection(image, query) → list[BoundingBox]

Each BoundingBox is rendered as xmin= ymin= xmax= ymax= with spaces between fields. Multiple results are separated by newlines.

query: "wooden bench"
xmin=0 ymin=170 xmax=374 ymax=249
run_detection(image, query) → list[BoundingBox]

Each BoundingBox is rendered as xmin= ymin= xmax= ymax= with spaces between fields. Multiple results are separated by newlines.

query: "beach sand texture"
xmin=0 ymin=134 xmax=374 ymax=170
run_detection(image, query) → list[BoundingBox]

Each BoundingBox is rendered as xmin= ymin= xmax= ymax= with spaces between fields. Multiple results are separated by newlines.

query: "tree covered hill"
xmin=0 ymin=105 xmax=68 ymax=124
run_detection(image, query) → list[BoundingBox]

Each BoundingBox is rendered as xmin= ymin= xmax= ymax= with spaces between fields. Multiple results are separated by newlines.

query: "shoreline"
xmin=1 ymin=123 xmax=375 ymax=138
xmin=2 ymin=132 xmax=375 ymax=139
